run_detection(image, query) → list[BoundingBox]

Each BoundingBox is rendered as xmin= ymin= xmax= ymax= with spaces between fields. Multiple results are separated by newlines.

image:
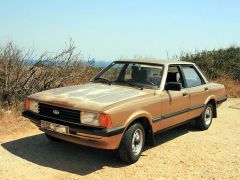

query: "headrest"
xmin=139 ymin=69 xmax=147 ymax=81
xmin=131 ymin=66 xmax=139 ymax=80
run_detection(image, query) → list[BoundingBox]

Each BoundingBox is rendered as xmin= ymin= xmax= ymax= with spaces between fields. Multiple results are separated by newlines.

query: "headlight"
xmin=26 ymin=99 xmax=39 ymax=113
xmin=81 ymin=111 xmax=99 ymax=126
xmin=81 ymin=111 xmax=112 ymax=128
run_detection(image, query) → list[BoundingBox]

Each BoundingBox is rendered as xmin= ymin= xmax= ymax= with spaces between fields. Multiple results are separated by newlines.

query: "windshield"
xmin=92 ymin=62 xmax=164 ymax=89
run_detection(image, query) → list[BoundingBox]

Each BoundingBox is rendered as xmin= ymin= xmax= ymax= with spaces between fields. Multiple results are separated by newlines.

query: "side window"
xmin=181 ymin=66 xmax=203 ymax=87
xmin=166 ymin=65 xmax=185 ymax=88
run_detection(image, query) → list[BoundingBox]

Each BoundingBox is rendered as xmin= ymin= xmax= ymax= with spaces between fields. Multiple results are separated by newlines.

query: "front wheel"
xmin=118 ymin=123 xmax=145 ymax=164
xmin=196 ymin=104 xmax=213 ymax=130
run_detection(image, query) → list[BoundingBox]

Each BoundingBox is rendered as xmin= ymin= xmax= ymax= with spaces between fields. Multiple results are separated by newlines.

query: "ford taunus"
xmin=22 ymin=59 xmax=227 ymax=163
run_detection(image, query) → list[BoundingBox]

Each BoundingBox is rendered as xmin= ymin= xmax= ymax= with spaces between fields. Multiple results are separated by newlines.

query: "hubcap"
xmin=132 ymin=129 xmax=143 ymax=156
xmin=204 ymin=106 xmax=212 ymax=126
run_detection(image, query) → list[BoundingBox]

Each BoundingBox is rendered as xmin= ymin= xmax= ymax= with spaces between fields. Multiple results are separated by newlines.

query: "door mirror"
xmin=165 ymin=82 xmax=181 ymax=91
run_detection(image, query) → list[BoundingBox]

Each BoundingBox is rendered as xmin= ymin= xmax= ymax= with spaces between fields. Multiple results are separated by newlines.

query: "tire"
xmin=118 ymin=123 xmax=145 ymax=164
xmin=196 ymin=103 xmax=213 ymax=130
xmin=45 ymin=133 xmax=61 ymax=141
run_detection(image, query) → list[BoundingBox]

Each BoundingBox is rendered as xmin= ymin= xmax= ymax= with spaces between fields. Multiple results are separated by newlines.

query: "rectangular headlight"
xmin=81 ymin=112 xmax=112 ymax=128
xmin=81 ymin=111 xmax=99 ymax=126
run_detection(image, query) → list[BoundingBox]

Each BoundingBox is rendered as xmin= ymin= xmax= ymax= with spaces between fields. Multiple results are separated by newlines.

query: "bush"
xmin=179 ymin=46 xmax=240 ymax=97
xmin=0 ymin=40 xmax=96 ymax=106
xmin=179 ymin=46 xmax=240 ymax=81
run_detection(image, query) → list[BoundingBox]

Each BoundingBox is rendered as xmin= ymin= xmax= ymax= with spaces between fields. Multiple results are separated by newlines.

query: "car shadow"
xmin=153 ymin=123 xmax=198 ymax=147
xmin=1 ymin=124 xmax=198 ymax=176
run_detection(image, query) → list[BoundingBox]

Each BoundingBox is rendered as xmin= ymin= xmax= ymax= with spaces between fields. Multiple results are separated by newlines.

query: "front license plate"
xmin=41 ymin=120 xmax=69 ymax=134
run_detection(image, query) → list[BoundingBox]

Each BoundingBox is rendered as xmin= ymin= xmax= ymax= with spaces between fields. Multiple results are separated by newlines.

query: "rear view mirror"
xmin=165 ymin=82 xmax=181 ymax=91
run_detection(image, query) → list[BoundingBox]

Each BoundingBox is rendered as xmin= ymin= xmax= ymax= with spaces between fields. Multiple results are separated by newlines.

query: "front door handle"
xmin=182 ymin=92 xmax=188 ymax=96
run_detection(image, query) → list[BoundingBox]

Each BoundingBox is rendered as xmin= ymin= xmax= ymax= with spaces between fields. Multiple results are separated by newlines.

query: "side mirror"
xmin=165 ymin=82 xmax=181 ymax=91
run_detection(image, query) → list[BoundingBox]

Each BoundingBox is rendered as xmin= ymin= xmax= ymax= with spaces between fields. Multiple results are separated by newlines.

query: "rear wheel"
xmin=196 ymin=104 xmax=213 ymax=130
xmin=45 ymin=133 xmax=61 ymax=141
xmin=118 ymin=123 xmax=145 ymax=164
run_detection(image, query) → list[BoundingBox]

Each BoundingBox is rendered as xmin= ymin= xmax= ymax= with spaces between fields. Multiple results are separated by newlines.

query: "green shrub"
xmin=179 ymin=46 xmax=240 ymax=81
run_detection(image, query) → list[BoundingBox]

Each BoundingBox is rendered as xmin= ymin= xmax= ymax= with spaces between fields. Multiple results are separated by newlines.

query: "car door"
xmin=153 ymin=65 xmax=190 ymax=131
xmin=180 ymin=65 xmax=209 ymax=119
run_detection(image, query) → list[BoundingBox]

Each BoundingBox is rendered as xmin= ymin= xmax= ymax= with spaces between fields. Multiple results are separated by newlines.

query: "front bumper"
xmin=22 ymin=110 xmax=124 ymax=149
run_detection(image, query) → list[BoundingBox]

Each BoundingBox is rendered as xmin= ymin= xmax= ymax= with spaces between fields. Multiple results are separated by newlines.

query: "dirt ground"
xmin=0 ymin=99 xmax=239 ymax=180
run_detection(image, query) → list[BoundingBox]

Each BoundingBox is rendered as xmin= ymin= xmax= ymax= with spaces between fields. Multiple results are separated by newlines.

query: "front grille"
xmin=38 ymin=103 xmax=80 ymax=124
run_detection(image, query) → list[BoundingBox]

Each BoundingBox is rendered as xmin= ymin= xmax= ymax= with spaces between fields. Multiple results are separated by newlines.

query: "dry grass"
xmin=213 ymin=75 xmax=240 ymax=98
xmin=0 ymin=104 xmax=35 ymax=134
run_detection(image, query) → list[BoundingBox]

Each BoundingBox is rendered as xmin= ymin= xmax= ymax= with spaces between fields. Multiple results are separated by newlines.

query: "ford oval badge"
xmin=53 ymin=109 xmax=60 ymax=115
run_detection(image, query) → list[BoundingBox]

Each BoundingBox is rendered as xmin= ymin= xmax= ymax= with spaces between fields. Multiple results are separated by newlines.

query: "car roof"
xmin=114 ymin=58 xmax=195 ymax=65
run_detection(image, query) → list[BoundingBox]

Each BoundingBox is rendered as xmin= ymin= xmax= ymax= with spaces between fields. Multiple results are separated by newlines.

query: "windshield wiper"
xmin=94 ymin=77 xmax=112 ymax=85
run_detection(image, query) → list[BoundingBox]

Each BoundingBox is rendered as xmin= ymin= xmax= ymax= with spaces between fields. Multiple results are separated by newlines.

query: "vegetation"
xmin=180 ymin=46 xmax=240 ymax=97
xmin=0 ymin=40 xmax=98 ymax=107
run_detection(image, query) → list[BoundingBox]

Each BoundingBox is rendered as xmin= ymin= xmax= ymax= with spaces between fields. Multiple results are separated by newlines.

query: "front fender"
xmin=124 ymin=110 xmax=153 ymax=128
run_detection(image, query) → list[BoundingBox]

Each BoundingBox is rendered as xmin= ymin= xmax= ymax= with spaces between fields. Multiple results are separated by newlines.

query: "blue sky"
xmin=0 ymin=0 xmax=239 ymax=60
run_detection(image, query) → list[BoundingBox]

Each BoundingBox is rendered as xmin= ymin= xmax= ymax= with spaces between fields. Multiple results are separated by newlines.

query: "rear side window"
xmin=181 ymin=66 xmax=203 ymax=87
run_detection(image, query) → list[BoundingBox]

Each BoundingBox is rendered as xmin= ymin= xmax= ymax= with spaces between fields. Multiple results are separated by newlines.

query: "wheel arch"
xmin=205 ymin=98 xmax=217 ymax=118
xmin=123 ymin=115 xmax=155 ymax=146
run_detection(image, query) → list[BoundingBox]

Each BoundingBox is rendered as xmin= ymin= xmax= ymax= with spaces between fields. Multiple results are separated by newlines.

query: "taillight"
xmin=99 ymin=113 xmax=112 ymax=128
xmin=25 ymin=99 xmax=30 ymax=110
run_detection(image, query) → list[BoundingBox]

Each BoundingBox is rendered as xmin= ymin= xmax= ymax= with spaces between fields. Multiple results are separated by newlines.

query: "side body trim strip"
xmin=152 ymin=104 xmax=205 ymax=123
xmin=217 ymin=96 xmax=228 ymax=104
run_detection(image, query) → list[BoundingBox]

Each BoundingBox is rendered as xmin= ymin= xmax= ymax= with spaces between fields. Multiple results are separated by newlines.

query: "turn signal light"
xmin=99 ymin=113 xmax=112 ymax=128
xmin=25 ymin=99 xmax=30 ymax=110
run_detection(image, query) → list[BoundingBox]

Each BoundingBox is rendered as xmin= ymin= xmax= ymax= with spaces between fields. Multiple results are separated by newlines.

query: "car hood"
xmin=29 ymin=83 xmax=150 ymax=111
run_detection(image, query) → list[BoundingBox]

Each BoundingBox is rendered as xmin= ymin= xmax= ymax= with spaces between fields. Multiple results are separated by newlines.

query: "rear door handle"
xmin=182 ymin=92 xmax=188 ymax=96
xmin=204 ymin=87 xmax=209 ymax=91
